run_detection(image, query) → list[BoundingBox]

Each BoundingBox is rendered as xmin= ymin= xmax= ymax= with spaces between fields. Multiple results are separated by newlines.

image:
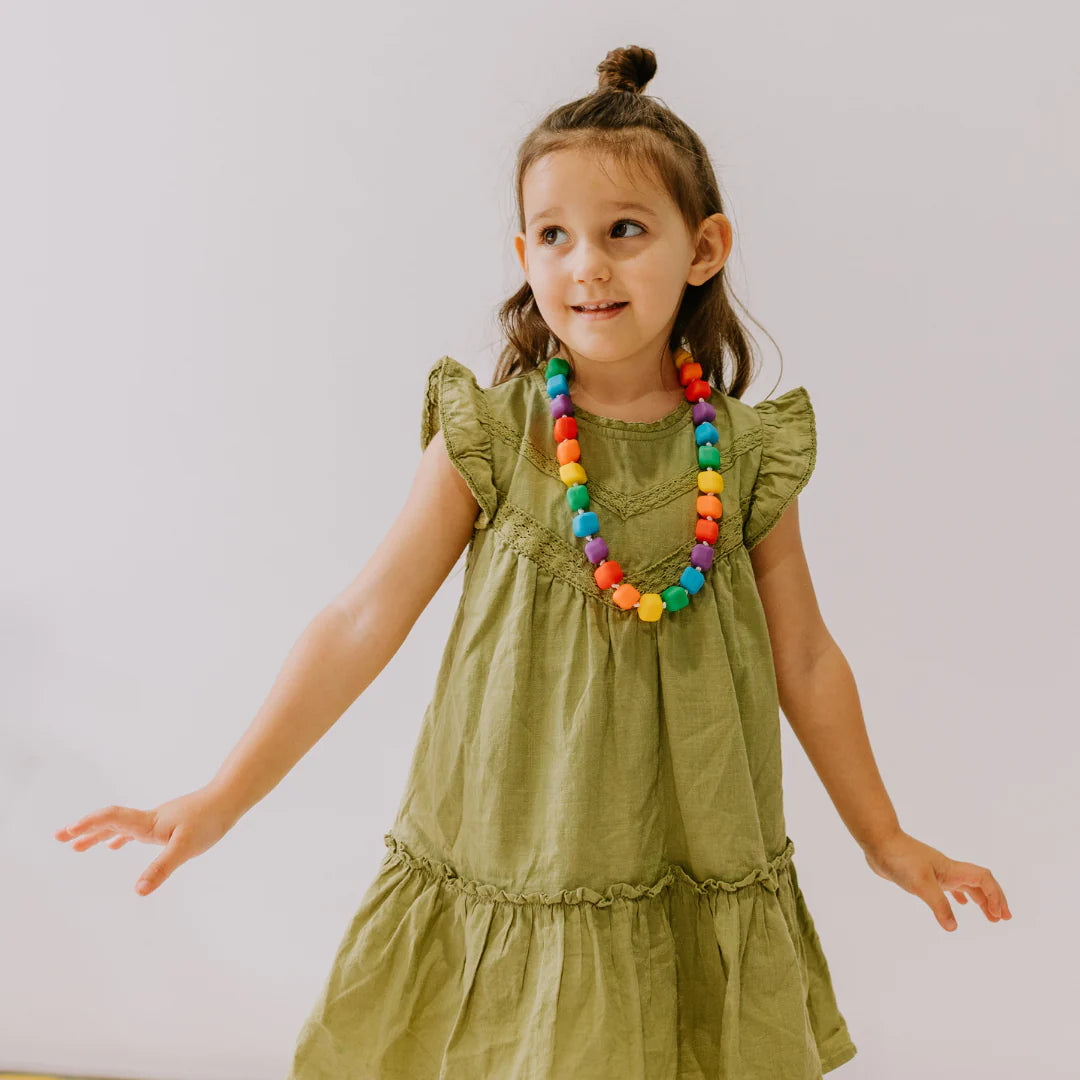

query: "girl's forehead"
xmin=523 ymin=152 xmax=669 ymax=217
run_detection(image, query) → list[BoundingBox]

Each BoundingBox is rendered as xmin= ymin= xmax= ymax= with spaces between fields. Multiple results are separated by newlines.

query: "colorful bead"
xmin=556 ymin=438 xmax=581 ymax=466
xmin=697 ymin=494 xmax=722 ymax=518
xmin=695 ymin=518 xmax=719 ymax=544
xmin=547 ymin=373 xmax=570 ymax=397
xmin=560 ymin=462 xmax=587 ymax=486
xmin=694 ymin=421 xmax=719 ymax=446
xmin=595 ymin=560 xmax=623 ymax=589
xmin=545 ymin=347 xmax=724 ymax=621
xmin=661 ymin=585 xmax=689 ymax=612
xmin=680 ymin=566 xmax=705 ymax=594
xmin=692 ymin=401 xmax=716 ymax=425
xmin=637 ymin=593 xmax=664 ymax=621
xmin=684 ymin=378 xmax=711 ymax=402
xmin=691 ymin=543 xmax=714 ymax=570
xmin=584 ymin=536 xmax=608 ymax=563
xmin=554 ymin=415 xmax=577 ymax=441
xmin=698 ymin=445 xmax=721 ymax=468
xmin=566 ymin=484 xmax=590 ymax=511
xmin=698 ymin=470 xmax=723 ymax=494
xmin=678 ymin=361 xmax=703 ymax=386
xmin=573 ymin=511 xmax=599 ymax=537
xmin=551 ymin=394 xmax=574 ymax=420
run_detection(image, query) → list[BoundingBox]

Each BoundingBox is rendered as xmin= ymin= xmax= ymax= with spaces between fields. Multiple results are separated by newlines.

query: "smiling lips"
xmin=572 ymin=301 xmax=629 ymax=320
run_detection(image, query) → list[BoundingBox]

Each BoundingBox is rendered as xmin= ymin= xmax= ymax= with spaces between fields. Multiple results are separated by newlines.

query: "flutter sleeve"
xmin=420 ymin=355 xmax=500 ymax=530
xmin=742 ymin=386 xmax=817 ymax=550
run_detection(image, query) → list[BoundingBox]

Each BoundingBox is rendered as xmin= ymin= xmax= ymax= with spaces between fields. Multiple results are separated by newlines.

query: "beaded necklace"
xmin=544 ymin=348 xmax=723 ymax=622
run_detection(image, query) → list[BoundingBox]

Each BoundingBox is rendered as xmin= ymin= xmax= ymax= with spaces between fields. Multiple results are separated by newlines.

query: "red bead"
xmin=684 ymin=378 xmax=711 ymax=402
xmin=678 ymin=361 xmax=703 ymax=386
xmin=554 ymin=415 xmax=578 ymax=441
xmin=695 ymin=518 xmax=719 ymax=544
xmin=556 ymin=438 xmax=581 ymax=466
xmin=594 ymin=560 xmax=623 ymax=589
xmin=696 ymin=494 xmax=722 ymax=518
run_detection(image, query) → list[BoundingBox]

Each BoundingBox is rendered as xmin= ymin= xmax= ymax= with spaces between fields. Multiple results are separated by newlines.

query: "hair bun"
xmin=596 ymin=45 xmax=657 ymax=95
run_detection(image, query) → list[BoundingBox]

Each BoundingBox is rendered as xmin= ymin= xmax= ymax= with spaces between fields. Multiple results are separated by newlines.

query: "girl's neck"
xmin=564 ymin=346 xmax=684 ymax=423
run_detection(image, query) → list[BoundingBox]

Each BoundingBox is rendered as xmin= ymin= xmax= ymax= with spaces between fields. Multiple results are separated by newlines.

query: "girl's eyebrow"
xmin=527 ymin=201 xmax=659 ymax=227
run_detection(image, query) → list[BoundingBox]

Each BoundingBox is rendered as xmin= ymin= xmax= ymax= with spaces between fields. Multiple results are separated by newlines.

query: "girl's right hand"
xmin=54 ymin=785 xmax=238 ymax=896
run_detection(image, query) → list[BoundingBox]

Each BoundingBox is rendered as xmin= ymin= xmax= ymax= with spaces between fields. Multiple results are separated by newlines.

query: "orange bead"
xmin=696 ymin=494 xmax=722 ymax=518
xmin=679 ymin=361 xmax=703 ymax=386
xmin=612 ymin=582 xmax=640 ymax=610
xmin=594 ymin=560 xmax=623 ymax=590
xmin=554 ymin=415 xmax=577 ymax=441
xmin=684 ymin=378 xmax=711 ymax=402
xmin=556 ymin=438 xmax=581 ymax=466
xmin=696 ymin=518 xmax=719 ymax=544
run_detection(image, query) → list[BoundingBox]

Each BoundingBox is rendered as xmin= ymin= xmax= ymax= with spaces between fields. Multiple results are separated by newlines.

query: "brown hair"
xmin=493 ymin=44 xmax=778 ymax=400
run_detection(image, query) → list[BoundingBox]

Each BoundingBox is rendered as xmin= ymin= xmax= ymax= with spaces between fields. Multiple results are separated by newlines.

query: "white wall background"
xmin=3 ymin=1 xmax=1077 ymax=1077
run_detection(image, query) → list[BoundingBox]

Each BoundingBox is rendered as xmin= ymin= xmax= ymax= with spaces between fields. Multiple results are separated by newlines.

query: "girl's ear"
xmin=688 ymin=212 xmax=731 ymax=286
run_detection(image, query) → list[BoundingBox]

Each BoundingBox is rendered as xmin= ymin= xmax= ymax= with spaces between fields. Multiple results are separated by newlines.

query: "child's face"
xmin=514 ymin=147 xmax=729 ymax=370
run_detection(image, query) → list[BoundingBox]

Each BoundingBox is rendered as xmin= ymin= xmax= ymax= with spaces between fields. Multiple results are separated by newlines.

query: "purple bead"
xmin=550 ymin=394 xmax=575 ymax=420
xmin=693 ymin=401 xmax=716 ymax=425
xmin=691 ymin=542 xmax=714 ymax=571
xmin=584 ymin=536 xmax=609 ymax=564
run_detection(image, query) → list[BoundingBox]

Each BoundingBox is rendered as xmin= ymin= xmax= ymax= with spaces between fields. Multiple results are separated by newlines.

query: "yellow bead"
xmin=698 ymin=469 xmax=724 ymax=495
xmin=637 ymin=593 xmax=664 ymax=621
xmin=560 ymin=462 xmax=587 ymax=486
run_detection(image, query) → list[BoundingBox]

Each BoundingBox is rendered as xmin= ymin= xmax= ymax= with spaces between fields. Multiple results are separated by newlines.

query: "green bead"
xmin=545 ymin=356 xmax=570 ymax=378
xmin=698 ymin=445 xmax=721 ymax=469
xmin=661 ymin=585 xmax=690 ymax=612
xmin=566 ymin=483 xmax=590 ymax=511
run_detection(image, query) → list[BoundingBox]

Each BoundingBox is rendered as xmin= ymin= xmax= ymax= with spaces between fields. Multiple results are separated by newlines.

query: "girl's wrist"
xmin=201 ymin=776 xmax=248 ymax=832
xmin=856 ymin=821 xmax=905 ymax=857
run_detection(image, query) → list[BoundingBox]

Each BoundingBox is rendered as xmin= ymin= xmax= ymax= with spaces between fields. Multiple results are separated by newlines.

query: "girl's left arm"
xmin=749 ymin=497 xmax=1012 ymax=934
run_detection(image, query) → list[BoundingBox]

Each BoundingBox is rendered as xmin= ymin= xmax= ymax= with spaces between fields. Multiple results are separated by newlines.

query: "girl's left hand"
xmin=862 ymin=829 xmax=1012 ymax=932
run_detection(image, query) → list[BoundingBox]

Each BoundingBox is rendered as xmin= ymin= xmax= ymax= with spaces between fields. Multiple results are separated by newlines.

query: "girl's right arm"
xmin=54 ymin=428 xmax=482 ymax=896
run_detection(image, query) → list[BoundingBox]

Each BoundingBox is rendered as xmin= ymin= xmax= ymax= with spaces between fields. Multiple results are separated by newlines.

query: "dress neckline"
xmin=530 ymin=366 xmax=694 ymax=434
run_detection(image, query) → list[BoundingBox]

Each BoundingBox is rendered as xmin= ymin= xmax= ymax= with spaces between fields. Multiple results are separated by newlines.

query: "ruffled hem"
xmin=382 ymin=830 xmax=795 ymax=905
xmin=288 ymin=831 xmax=858 ymax=1079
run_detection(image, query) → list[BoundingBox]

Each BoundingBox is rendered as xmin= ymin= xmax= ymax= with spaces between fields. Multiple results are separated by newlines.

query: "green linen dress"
xmin=288 ymin=355 xmax=859 ymax=1079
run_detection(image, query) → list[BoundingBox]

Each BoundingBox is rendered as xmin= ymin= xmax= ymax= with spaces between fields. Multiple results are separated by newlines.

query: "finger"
xmin=949 ymin=890 xmax=969 ymax=905
xmin=136 ymin=832 xmax=187 ymax=896
xmin=917 ymin=875 xmax=956 ymax=931
xmin=63 ymin=805 xmax=147 ymax=839
xmin=71 ymin=827 xmax=119 ymax=852
xmin=982 ymin=873 xmax=1012 ymax=919
xmin=107 ymin=835 xmax=132 ymax=850
xmin=958 ymin=884 xmax=998 ymax=922
xmin=943 ymin=862 xmax=1010 ymax=920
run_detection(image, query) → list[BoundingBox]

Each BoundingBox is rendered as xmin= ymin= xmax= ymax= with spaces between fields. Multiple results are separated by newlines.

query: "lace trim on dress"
xmin=484 ymin=406 xmax=762 ymax=522
xmin=382 ymin=830 xmax=795 ymax=907
xmin=489 ymin=496 xmax=747 ymax=606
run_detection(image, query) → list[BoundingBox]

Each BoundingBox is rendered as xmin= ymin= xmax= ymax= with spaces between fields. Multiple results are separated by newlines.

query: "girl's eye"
xmin=536 ymin=220 xmax=646 ymax=246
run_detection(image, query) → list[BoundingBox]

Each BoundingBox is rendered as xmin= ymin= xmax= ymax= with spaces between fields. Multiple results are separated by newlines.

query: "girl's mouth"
xmin=572 ymin=302 xmax=628 ymax=321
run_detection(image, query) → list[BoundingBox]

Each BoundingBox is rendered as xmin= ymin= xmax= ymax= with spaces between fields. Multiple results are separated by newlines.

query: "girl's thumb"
xmin=136 ymin=834 xmax=186 ymax=895
xmin=929 ymin=889 xmax=957 ymax=931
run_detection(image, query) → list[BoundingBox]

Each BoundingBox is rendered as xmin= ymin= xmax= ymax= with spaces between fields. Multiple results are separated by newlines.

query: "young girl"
xmin=56 ymin=44 xmax=1011 ymax=1079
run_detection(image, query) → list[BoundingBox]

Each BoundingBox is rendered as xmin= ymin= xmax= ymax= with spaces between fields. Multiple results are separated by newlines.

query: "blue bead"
xmin=680 ymin=565 xmax=705 ymax=594
xmin=572 ymin=511 xmax=599 ymax=538
xmin=547 ymin=373 xmax=569 ymax=398
xmin=695 ymin=421 xmax=719 ymax=446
